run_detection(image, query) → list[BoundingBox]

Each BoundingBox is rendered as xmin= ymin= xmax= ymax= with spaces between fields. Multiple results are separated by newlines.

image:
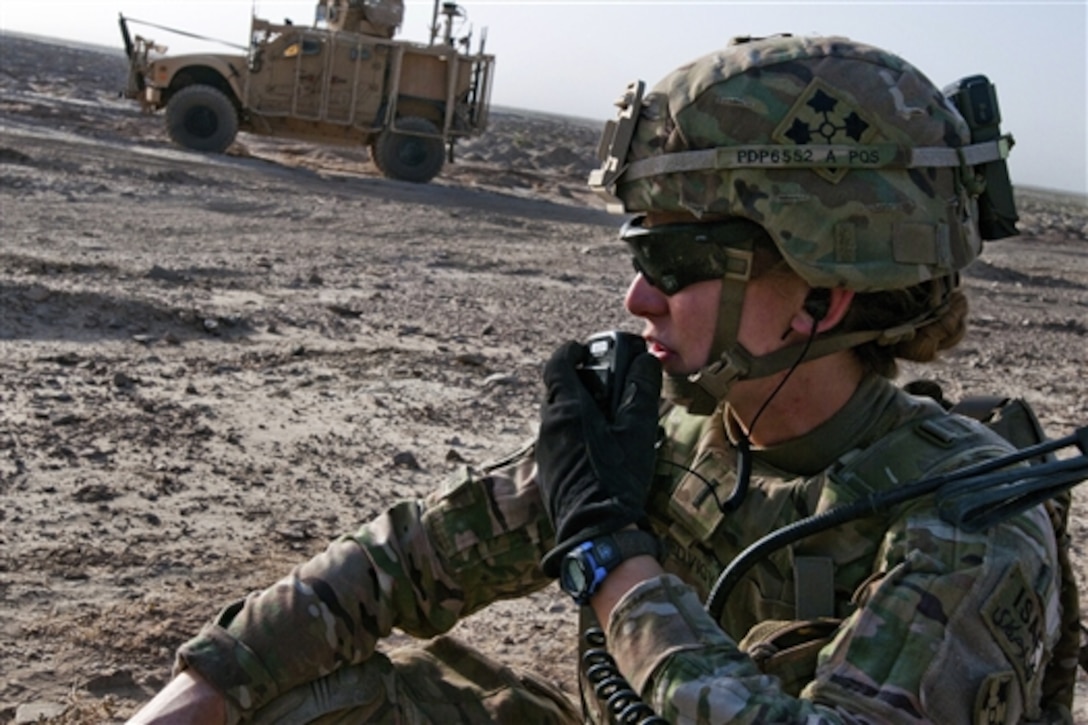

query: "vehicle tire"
xmin=165 ymin=84 xmax=239 ymax=154
xmin=371 ymin=116 xmax=445 ymax=183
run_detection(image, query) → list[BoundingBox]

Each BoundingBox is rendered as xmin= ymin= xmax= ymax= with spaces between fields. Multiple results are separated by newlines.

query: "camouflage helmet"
xmin=590 ymin=34 xmax=1015 ymax=293
xmin=589 ymin=35 xmax=1015 ymax=414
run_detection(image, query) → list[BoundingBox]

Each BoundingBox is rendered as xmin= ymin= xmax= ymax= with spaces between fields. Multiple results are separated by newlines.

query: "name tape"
xmin=725 ymin=144 xmax=900 ymax=168
xmin=614 ymin=139 xmax=1009 ymax=186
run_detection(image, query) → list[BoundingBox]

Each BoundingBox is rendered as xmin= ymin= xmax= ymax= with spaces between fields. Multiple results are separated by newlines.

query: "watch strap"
xmin=605 ymin=529 xmax=663 ymax=564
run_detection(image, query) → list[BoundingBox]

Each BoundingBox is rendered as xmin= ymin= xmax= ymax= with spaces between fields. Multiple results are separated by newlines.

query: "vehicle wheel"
xmin=371 ymin=117 xmax=445 ymax=183
xmin=165 ymin=84 xmax=239 ymax=154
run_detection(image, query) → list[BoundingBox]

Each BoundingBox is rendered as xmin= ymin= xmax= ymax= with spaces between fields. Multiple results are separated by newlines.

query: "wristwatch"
xmin=559 ymin=530 xmax=662 ymax=605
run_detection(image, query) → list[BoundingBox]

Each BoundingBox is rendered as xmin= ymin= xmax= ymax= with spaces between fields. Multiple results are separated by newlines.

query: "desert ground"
xmin=1 ymin=32 xmax=1086 ymax=724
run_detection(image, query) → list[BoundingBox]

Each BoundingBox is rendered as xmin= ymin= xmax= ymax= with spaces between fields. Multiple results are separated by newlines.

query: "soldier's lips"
xmin=648 ymin=338 xmax=699 ymax=376
xmin=647 ymin=338 xmax=675 ymax=363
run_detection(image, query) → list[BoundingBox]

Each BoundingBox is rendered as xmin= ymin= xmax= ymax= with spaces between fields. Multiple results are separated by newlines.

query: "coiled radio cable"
xmin=581 ymin=625 xmax=668 ymax=724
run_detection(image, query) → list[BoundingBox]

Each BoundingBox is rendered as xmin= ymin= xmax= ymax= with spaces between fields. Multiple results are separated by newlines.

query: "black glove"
xmin=536 ymin=340 xmax=662 ymax=577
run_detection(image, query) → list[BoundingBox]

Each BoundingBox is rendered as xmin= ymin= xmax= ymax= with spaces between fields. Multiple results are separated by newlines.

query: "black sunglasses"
xmin=619 ymin=215 xmax=762 ymax=295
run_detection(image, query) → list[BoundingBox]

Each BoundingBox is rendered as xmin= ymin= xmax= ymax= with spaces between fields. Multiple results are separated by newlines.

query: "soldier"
xmin=128 ymin=34 xmax=1075 ymax=724
xmin=322 ymin=0 xmax=404 ymax=38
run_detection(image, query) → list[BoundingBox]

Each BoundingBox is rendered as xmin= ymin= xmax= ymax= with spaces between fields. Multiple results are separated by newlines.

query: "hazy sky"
xmin=2 ymin=1 xmax=1086 ymax=194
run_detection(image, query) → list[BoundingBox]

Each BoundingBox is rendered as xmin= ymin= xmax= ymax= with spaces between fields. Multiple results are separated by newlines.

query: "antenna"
xmin=429 ymin=0 xmax=440 ymax=45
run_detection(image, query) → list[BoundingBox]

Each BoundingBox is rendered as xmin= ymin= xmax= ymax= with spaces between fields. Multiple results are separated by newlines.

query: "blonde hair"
xmin=842 ymin=276 xmax=968 ymax=378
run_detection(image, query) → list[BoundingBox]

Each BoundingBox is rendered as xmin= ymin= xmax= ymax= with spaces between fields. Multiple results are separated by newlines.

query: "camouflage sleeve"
xmin=174 ymin=442 xmax=555 ymax=716
xmin=607 ymin=502 xmax=1062 ymax=724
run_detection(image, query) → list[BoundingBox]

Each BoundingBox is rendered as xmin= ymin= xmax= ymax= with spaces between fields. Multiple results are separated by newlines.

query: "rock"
xmin=483 ymin=373 xmax=517 ymax=388
xmin=455 ymin=353 xmax=486 ymax=367
xmin=15 ymin=701 xmax=66 ymax=723
xmin=113 ymin=371 xmax=137 ymax=389
xmin=84 ymin=668 xmax=143 ymax=697
xmin=393 ymin=451 xmax=421 ymax=470
xmin=147 ymin=265 xmax=187 ymax=282
xmin=73 ymin=482 xmax=119 ymax=503
xmin=0 ymin=146 xmax=33 ymax=164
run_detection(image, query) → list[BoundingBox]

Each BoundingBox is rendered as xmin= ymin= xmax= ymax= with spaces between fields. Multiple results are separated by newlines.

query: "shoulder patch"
xmin=982 ymin=561 xmax=1045 ymax=686
xmin=974 ymin=670 xmax=1014 ymax=725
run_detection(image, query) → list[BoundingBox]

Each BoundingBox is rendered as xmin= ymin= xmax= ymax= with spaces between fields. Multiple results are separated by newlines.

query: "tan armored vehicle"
xmin=120 ymin=0 xmax=494 ymax=183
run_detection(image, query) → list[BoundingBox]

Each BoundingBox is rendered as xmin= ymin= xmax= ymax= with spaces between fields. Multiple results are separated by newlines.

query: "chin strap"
xmin=664 ymin=325 xmax=921 ymax=415
xmin=673 ymin=238 xmax=753 ymax=415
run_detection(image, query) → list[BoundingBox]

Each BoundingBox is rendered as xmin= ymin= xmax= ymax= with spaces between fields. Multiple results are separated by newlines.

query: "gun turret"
xmin=318 ymin=0 xmax=404 ymax=38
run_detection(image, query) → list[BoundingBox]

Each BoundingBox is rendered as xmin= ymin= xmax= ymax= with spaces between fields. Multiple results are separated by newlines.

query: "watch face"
xmin=560 ymin=556 xmax=588 ymax=596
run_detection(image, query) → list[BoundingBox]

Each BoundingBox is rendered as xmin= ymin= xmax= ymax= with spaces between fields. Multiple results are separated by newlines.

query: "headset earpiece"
xmin=803 ymin=288 xmax=831 ymax=322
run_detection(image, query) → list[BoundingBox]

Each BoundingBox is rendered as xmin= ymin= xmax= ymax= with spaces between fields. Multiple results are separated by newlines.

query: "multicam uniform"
xmin=174 ymin=373 xmax=1068 ymax=723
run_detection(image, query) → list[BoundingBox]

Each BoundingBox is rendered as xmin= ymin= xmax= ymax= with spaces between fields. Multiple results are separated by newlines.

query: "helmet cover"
xmin=593 ymin=35 xmax=996 ymax=292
